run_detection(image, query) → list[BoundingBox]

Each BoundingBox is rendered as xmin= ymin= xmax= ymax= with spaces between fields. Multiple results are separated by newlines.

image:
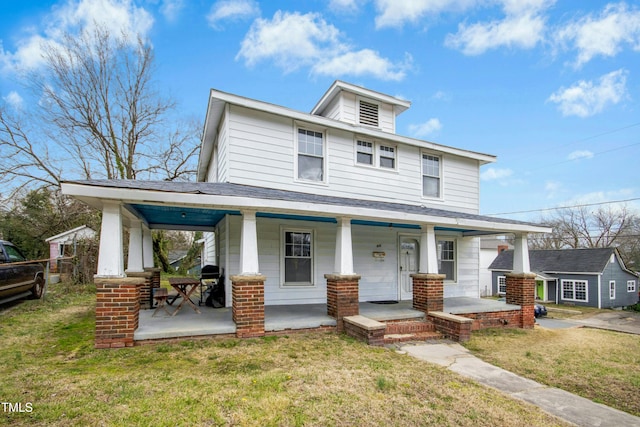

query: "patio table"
xmin=168 ymin=277 xmax=201 ymax=316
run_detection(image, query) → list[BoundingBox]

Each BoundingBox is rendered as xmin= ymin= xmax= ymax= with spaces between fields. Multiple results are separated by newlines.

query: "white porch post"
xmin=239 ymin=210 xmax=260 ymax=275
xmin=142 ymin=224 xmax=154 ymax=269
xmin=96 ymin=202 xmax=125 ymax=278
xmin=512 ymin=233 xmax=531 ymax=274
xmin=126 ymin=219 xmax=144 ymax=273
xmin=334 ymin=217 xmax=354 ymax=275
xmin=419 ymin=224 xmax=439 ymax=274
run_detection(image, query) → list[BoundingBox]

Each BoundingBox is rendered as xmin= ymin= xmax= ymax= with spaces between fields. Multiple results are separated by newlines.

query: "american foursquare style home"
xmin=62 ymin=81 xmax=550 ymax=348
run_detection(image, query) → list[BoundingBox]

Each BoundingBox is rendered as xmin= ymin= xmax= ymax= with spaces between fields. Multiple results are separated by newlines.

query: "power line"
xmin=486 ymin=197 xmax=640 ymax=216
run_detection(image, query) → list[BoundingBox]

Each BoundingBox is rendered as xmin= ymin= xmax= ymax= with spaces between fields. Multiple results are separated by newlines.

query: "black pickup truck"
xmin=0 ymin=240 xmax=45 ymax=303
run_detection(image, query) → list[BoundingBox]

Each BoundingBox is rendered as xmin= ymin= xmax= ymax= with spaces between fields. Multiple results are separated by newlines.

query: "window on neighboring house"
xmin=359 ymin=100 xmax=379 ymax=127
xmin=422 ymin=154 xmax=441 ymax=198
xmin=379 ymin=145 xmax=396 ymax=169
xmin=628 ymin=280 xmax=636 ymax=292
xmin=356 ymin=140 xmax=373 ymax=165
xmin=297 ymin=128 xmax=324 ymax=181
xmin=283 ymin=230 xmax=313 ymax=285
xmin=610 ymin=281 xmax=616 ymax=299
xmin=437 ymin=239 xmax=455 ymax=281
xmin=562 ymin=280 xmax=587 ymax=302
xmin=498 ymin=276 xmax=506 ymax=294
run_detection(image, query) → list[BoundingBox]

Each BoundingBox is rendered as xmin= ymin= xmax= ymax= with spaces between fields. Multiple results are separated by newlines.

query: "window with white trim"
xmin=609 ymin=280 xmax=616 ymax=299
xmin=437 ymin=239 xmax=456 ymax=281
xmin=356 ymin=140 xmax=373 ymax=165
xmin=498 ymin=276 xmax=506 ymax=294
xmin=297 ymin=128 xmax=324 ymax=181
xmin=422 ymin=154 xmax=441 ymax=198
xmin=379 ymin=145 xmax=396 ymax=169
xmin=628 ymin=280 xmax=636 ymax=292
xmin=359 ymin=100 xmax=379 ymax=127
xmin=283 ymin=230 xmax=313 ymax=286
xmin=562 ymin=279 xmax=587 ymax=302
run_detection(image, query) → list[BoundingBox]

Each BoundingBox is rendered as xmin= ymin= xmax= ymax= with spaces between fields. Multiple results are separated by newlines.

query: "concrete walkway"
xmin=400 ymin=341 xmax=640 ymax=427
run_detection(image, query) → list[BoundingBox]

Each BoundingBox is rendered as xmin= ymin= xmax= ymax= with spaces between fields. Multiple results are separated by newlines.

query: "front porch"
xmin=133 ymin=297 xmax=523 ymax=343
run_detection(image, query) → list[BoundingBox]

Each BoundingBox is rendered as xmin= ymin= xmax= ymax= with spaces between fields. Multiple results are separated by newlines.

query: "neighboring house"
xmin=489 ymin=247 xmax=639 ymax=309
xmin=479 ymin=237 xmax=512 ymax=297
xmin=168 ymin=250 xmax=202 ymax=276
xmin=61 ymin=81 xmax=550 ymax=346
xmin=45 ymin=225 xmax=96 ymax=272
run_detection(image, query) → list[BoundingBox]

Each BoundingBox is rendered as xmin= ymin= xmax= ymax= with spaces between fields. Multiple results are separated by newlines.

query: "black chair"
xmin=199 ymin=265 xmax=225 ymax=308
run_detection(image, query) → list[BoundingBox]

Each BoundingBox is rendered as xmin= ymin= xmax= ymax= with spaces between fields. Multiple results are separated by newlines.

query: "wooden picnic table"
xmin=168 ymin=277 xmax=201 ymax=316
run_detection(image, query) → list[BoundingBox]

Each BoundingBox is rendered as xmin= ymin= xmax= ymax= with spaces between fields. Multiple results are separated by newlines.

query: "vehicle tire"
xmin=31 ymin=275 xmax=45 ymax=299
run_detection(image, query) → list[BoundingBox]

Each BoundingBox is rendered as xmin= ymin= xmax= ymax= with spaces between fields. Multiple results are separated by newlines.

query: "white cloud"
xmin=554 ymin=2 xmax=640 ymax=68
xmin=207 ymin=0 xmax=260 ymax=30
xmin=329 ymin=0 xmax=363 ymax=13
xmin=2 ymin=0 xmax=153 ymax=73
xmin=547 ymin=69 xmax=627 ymax=117
xmin=445 ymin=0 xmax=553 ymax=55
xmin=374 ymin=0 xmax=478 ymax=29
xmin=408 ymin=118 xmax=442 ymax=138
xmin=3 ymin=91 xmax=24 ymax=110
xmin=160 ymin=0 xmax=184 ymax=22
xmin=237 ymin=11 xmax=410 ymax=81
xmin=431 ymin=90 xmax=451 ymax=102
xmin=480 ymin=167 xmax=513 ymax=181
xmin=544 ymin=180 xmax=561 ymax=198
xmin=567 ymin=150 xmax=594 ymax=161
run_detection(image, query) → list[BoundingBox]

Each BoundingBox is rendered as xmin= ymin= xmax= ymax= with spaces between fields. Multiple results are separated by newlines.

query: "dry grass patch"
xmin=0 ymin=282 xmax=572 ymax=426
xmin=464 ymin=327 xmax=640 ymax=417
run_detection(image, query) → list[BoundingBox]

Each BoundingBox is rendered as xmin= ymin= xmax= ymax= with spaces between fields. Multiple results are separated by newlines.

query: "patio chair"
xmin=199 ymin=265 xmax=225 ymax=308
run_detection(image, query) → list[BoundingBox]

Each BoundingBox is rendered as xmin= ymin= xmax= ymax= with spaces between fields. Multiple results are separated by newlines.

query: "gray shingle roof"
xmin=489 ymin=248 xmax=616 ymax=273
xmin=65 ymin=179 xmax=544 ymax=228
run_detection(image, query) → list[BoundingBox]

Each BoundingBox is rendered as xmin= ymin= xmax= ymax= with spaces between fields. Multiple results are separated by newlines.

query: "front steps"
xmin=344 ymin=315 xmax=443 ymax=346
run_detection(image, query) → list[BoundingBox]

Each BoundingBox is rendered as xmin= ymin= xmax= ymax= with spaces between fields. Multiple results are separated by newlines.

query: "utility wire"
xmin=485 ymin=197 xmax=640 ymax=216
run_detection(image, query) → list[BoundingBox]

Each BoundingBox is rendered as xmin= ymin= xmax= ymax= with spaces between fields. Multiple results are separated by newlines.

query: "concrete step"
xmin=383 ymin=320 xmax=442 ymax=344
xmin=383 ymin=330 xmax=443 ymax=345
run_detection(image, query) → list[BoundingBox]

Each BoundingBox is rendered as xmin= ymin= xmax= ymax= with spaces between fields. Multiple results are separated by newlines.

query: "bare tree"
xmin=0 ymin=24 xmax=198 ymax=199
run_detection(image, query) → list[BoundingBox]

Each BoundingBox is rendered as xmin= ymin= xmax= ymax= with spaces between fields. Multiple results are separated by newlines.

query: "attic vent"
xmin=359 ymin=100 xmax=379 ymax=127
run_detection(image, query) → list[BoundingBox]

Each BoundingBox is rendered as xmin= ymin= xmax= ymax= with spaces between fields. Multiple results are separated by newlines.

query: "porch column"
xmin=232 ymin=210 xmax=264 ymax=338
xmin=513 ymin=233 xmax=531 ymax=274
xmin=142 ymin=224 xmax=154 ymax=269
xmin=418 ymin=224 xmax=438 ymax=273
xmin=334 ymin=217 xmax=354 ymax=275
xmin=126 ymin=219 xmax=144 ymax=273
xmin=508 ymin=233 xmax=535 ymax=329
xmin=96 ymin=202 xmax=125 ymax=278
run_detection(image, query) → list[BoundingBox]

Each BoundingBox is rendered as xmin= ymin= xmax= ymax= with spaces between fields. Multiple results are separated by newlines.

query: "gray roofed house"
xmin=489 ymin=248 xmax=639 ymax=308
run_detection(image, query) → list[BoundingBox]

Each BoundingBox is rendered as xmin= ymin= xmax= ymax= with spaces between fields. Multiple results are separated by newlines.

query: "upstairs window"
xmin=297 ymin=128 xmax=324 ymax=181
xmin=359 ymin=100 xmax=379 ymax=127
xmin=379 ymin=145 xmax=396 ymax=169
xmin=356 ymin=140 xmax=373 ymax=165
xmin=422 ymin=154 xmax=441 ymax=198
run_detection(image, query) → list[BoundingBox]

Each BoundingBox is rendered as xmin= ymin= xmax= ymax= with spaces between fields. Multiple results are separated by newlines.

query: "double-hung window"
xmin=379 ymin=145 xmax=396 ymax=169
xmin=422 ymin=154 xmax=441 ymax=198
xmin=356 ymin=140 xmax=373 ymax=165
xmin=297 ymin=128 xmax=324 ymax=181
xmin=628 ymin=280 xmax=636 ymax=292
xmin=562 ymin=280 xmax=587 ymax=302
xmin=609 ymin=281 xmax=616 ymax=299
xmin=283 ymin=230 xmax=313 ymax=285
xmin=437 ymin=239 xmax=455 ymax=281
xmin=497 ymin=276 xmax=506 ymax=294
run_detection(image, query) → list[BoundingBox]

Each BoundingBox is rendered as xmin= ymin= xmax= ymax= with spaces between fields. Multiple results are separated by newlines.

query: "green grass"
xmin=0 ymin=281 xmax=571 ymax=426
xmin=464 ymin=326 xmax=640 ymax=417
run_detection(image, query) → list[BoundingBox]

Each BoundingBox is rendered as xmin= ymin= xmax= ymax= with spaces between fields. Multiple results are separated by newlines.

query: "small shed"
xmin=45 ymin=225 xmax=96 ymax=272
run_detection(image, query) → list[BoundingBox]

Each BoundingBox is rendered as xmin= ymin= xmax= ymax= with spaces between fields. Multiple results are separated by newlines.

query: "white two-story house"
xmin=62 ymin=81 xmax=549 ymax=345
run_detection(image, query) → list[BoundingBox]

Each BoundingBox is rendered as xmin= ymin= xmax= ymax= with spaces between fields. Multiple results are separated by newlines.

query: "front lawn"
xmin=0 ymin=281 xmax=570 ymax=426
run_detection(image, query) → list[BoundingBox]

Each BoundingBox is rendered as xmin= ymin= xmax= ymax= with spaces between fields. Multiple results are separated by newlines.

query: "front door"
xmin=399 ymin=238 xmax=419 ymax=300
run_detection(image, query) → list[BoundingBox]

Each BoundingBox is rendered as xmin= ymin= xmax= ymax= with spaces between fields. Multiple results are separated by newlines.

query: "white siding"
xmin=444 ymin=236 xmax=480 ymax=298
xmin=214 ymin=107 xmax=230 ymax=183
xmin=223 ymin=105 xmax=480 ymax=213
xmin=320 ymin=96 xmax=342 ymax=121
xmin=378 ymin=102 xmax=394 ymax=133
xmin=202 ymin=231 xmax=216 ymax=266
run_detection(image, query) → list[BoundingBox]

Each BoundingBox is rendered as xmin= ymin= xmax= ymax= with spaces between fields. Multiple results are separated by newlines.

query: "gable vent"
xmin=359 ymin=100 xmax=379 ymax=127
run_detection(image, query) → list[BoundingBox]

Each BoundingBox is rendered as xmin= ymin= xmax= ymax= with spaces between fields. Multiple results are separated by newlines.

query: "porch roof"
xmin=61 ymin=180 xmax=550 ymax=235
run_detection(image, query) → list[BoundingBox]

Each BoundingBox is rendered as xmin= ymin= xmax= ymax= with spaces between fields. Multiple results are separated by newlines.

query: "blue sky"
xmin=1 ymin=0 xmax=639 ymax=222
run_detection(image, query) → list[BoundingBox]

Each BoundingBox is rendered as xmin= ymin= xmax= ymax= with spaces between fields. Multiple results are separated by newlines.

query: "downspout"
xmin=597 ymin=274 xmax=601 ymax=309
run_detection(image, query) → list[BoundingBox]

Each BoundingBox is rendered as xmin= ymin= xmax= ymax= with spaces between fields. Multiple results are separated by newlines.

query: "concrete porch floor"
xmin=134 ymin=297 xmax=520 ymax=341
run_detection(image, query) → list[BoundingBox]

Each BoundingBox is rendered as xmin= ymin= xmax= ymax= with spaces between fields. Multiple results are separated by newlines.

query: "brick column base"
xmin=506 ymin=273 xmax=536 ymax=329
xmin=325 ymin=274 xmax=360 ymax=332
xmin=411 ymin=274 xmax=445 ymax=314
xmin=126 ymin=270 xmax=154 ymax=309
xmin=231 ymin=275 xmax=266 ymax=338
xmin=95 ymin=277 xmax=143 ymax=349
